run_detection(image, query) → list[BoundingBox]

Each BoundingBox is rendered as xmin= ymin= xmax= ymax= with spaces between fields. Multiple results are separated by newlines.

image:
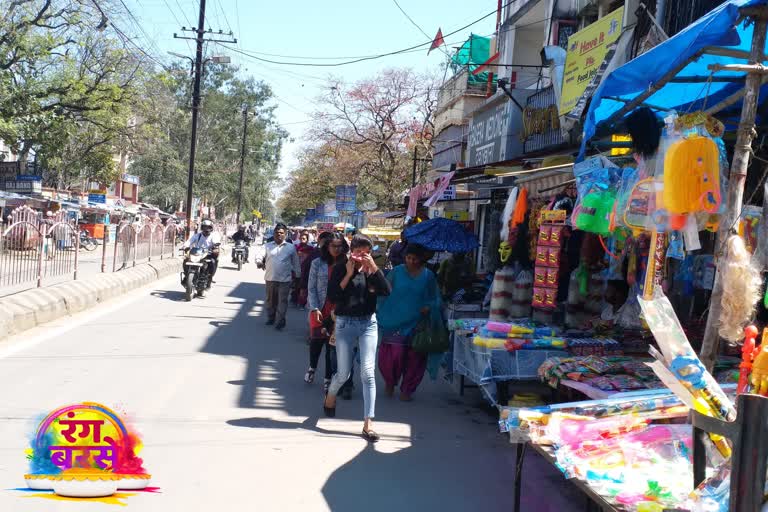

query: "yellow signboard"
xmin=560 ymin=7 xmax=624 ymax=115
xmin=444 ymin=211 xmax=469 ymax=221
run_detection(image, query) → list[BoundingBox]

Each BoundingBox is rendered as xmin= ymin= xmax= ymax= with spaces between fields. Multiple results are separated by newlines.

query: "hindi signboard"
xmin=5 ymin=179 xmax=41 ymax=194
xmin=560 ymin=7 xmax=624 ymax=115
xmin=0 ymin=161 xmax=20 ymax=182
xmin=335 ymin=185 xmax=357 ymax=213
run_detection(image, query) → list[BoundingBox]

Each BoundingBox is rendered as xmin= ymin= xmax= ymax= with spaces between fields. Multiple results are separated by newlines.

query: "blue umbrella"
xmin=404 ymin=217 xmax=479 ymax=252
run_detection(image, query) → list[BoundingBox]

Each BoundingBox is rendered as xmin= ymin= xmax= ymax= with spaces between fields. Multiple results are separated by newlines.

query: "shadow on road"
xmin=194 ymin=273 xmax=585 ymax=512
xmin=150 ymin=290 xmax=187 ymax=302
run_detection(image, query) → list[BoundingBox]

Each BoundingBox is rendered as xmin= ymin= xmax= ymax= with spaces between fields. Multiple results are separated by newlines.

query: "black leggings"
xmin=309 ymin=340 xmax=354 ymax=388
xmin=309 ymin=339 xmax=335 ymax=380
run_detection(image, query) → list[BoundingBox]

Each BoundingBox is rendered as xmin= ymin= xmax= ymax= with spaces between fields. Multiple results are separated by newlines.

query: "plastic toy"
xmin=663 ymin=135 xmax=721 ymax=230
xmin=574 ymin=190 xmax=616 ymax=236
xmin=750 ymin=327 xmax=768 ymax=396
xmin=738 ymin=325 xmax=759 ymax=394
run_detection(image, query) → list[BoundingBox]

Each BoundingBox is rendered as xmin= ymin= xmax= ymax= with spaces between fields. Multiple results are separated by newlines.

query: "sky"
xmin=118 ymin=0 xmax=500 ymax=198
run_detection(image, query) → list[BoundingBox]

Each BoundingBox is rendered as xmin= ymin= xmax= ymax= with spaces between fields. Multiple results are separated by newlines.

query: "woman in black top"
xmin=323 ymin=235 xmax=391 ymax=441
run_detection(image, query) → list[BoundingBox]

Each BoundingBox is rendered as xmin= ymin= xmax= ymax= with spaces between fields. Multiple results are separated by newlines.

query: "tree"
xmin=302 ymin=68 xmax=437 ymax=210
xmin=128 ymin=62 xmax=287 ymax=219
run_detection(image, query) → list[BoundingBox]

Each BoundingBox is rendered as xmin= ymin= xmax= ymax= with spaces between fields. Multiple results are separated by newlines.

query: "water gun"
xmin=750 ymin=327 xmax=768 ymax=396
xmin=738 ymin=325 xmax=759 ymax=394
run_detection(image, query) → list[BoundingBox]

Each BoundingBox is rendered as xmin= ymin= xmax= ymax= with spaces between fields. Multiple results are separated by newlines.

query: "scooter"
xmin=232 ymin=239 xmax=249 ymax=271
xmin=79 ymin=230 xmax=98 ymax=251
xmin=181 ymin=245 xmax=218 ymax=301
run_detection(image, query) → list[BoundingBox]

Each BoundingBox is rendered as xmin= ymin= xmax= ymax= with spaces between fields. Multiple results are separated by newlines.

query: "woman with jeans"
xmin=305 ymin=232 xmax=348 ymax=392
xmin=324 ymin=235 xmax=391 ymax=442
xmin=377 ymin=244 xmax=441 ymax=401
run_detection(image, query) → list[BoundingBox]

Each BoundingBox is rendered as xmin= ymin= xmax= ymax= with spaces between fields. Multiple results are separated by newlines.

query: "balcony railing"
xmin=436 ymin=69 xmax=495 ymax=113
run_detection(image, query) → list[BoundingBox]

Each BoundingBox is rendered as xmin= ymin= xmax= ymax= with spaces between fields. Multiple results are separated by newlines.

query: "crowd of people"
xmin=253 ymin=221 xmax=466 ymax=442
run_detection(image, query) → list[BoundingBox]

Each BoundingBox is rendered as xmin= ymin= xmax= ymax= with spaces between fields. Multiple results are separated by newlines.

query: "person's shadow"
xmin=200 ymin=280 xmax=583 ymax=512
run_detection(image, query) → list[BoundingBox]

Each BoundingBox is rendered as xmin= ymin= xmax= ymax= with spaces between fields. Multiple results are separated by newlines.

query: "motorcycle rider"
xmin=183 ymin=219 xmax=220 ymax=287
xmin=231 ymin=224 xmax=252 ymax=263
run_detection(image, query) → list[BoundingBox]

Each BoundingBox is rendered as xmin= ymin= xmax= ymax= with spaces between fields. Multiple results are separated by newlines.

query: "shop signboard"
xmin=335 ymin=185 xmax=357 ymax=212
xmin=441 ymin=185 xmax=456 ymax=200
xmin=522 ymin=86 xmax=567 ymax=154
xmin=120 ymin=173 xmax=140 ymax=185
xmin=5 ymin=179 xmax=42 ymax=194
xmin=0 ymin=161 xmax=20 ymax=182
xmin=560 ymin=7 xmax=624 ymax=115
xmin=467 ymin=99 xmax=512 ymax=167
xmin=444 ymin=210 xmax=469 ymax=221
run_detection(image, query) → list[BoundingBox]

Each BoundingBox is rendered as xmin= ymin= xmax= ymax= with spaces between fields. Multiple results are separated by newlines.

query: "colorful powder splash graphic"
xmin=17 ymin=402 xmax=156 ymax=504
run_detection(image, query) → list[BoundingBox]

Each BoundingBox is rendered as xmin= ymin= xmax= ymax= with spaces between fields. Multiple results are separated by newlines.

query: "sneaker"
xmin=275 ymin=320 xmax=286 ymax=331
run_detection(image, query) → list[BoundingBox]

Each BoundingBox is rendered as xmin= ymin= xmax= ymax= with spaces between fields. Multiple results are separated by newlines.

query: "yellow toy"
xmin=750 ymin=328 xmax=768 ymax=396
xmin=662 ymin=136 xmax=720 ymax=230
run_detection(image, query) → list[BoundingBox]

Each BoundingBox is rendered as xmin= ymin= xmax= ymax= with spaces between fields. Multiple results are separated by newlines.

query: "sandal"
xmin=323 ymin=393 xmax=336 ymax=418
xmin=304 ymin=368 xmax=316 ymax=384
xmin=361 ymin=429 xmax=380 ymax=443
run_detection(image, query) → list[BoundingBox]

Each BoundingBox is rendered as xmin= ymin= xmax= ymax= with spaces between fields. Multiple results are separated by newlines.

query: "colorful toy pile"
xmin=538 ymin=355 xmax=663 ymax=392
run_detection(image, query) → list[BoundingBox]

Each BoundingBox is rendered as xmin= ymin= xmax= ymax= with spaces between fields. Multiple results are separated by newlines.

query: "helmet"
xmin=201 ymin=219 xmax=214 ymax=229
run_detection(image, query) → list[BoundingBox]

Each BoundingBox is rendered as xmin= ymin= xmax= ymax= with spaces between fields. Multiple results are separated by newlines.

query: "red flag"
xmin=428 ymin=28 xmax=444 ymax=54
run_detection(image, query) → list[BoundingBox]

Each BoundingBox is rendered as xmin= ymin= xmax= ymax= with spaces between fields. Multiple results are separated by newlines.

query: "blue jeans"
xmin=328 ymin=314 xmax=378 ymax=419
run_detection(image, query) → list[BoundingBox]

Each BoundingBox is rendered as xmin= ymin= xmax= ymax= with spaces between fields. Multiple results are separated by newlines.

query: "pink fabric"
xmin=378 ymin=343 xmax=428 ymax=395
xmin=407 ymin=185 xmax=422 ymax=217
xmin=424 ymin=171 xmax=456 ymax=207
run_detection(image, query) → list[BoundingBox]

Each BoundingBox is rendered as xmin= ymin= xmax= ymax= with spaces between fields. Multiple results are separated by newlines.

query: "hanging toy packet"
xmin=572 ymin=155 xmax=620 ymax=236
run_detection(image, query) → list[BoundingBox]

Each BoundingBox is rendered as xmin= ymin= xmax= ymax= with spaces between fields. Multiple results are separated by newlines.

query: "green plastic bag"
xmin=411 ymin=317 xmax=450 ymax=354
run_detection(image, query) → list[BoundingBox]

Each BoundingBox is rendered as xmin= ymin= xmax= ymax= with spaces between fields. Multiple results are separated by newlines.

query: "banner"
xmin=335 ymin=185 xmax=357 ymax=212
xmin=560 ymin=7 xmax=624 ymax=115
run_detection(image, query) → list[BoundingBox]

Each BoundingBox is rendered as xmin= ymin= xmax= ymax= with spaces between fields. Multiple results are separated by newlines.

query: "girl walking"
xmin=323 ymin=235 xmax=391 ymax=442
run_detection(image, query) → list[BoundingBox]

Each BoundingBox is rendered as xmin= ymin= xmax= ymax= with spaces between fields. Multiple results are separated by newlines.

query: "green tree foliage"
xmin=128 ymin=62 xmax=286 ymax=218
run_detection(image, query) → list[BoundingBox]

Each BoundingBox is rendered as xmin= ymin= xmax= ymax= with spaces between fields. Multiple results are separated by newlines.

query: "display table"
xmin=559 ymin=379 xmax=616 ymax=400
xmin=512 ymin=441 xmax=625 ymax=512
xmin=451 ymin=330 xmax=567 ymax=404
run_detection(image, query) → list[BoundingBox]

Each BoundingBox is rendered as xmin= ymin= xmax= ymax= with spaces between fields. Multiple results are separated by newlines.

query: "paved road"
xmin=0 ymin=259 xmax=581 ymax=511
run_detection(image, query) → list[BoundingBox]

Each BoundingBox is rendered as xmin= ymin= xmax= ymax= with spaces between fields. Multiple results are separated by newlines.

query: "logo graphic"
xmin=18 ymin=402 xmax=157 ymax=503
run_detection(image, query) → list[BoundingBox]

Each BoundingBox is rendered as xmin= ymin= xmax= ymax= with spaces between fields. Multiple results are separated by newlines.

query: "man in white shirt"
xmin=183 ymin=219 xmax=221 ymax=285
xmin=260 ymin=222 xmax=300 ymax=330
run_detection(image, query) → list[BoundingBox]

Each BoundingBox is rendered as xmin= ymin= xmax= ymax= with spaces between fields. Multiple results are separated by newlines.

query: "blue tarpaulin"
xmin=580 ymin=0 xmax=768 ymax=158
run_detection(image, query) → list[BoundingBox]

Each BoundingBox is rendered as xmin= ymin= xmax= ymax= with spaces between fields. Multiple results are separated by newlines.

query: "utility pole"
xmin=236 ymin=106 xmax=248 ymax=225
xmin=411 ymin=147 xmax=418 ymax=188
xmin=173 ymin=11 xmax=236 ymax=235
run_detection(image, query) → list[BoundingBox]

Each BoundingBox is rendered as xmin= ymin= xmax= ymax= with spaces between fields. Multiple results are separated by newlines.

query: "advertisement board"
xmin=335 ymin=185 xmax=357 ymax=212
xmin=5 ymin=179 xmax=42 ymax=194
xmin=560 ymin=7 xmax=624 ymax=115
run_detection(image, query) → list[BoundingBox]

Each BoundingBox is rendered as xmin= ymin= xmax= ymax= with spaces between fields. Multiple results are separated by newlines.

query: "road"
xmin=0 ymin=257 xmax=581 ymax=511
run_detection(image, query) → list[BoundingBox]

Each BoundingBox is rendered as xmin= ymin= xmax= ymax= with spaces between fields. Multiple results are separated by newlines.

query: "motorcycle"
xmin=79 ymin=230 xmax=98 ymax=251
xmin=232 ymin=239 xmax=249 ymax=271
xmin=181 ymin=245 xmax=218 ymax=301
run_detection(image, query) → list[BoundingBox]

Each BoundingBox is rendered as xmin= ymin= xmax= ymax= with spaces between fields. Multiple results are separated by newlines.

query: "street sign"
xmin=88 ymin=194 xmax=107 ymax=204
xmin=5 ymin=179 xmax=41 ymax=194
xmin=120 ymin=173 xmax=140 ymax=185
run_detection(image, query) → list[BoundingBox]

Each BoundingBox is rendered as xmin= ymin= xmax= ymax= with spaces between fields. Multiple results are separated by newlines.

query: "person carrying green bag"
xmin=377 ymin=244 xmax=443 ymax=401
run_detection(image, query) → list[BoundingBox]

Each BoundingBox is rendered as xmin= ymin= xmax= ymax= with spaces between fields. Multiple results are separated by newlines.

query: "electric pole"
xmin=173 ymin=8 xmax=236 ymax=234
xmin=236 ymin=106 xmax=248 ymax=225
xmin=411 ymin=147 xmax=418 ymax=188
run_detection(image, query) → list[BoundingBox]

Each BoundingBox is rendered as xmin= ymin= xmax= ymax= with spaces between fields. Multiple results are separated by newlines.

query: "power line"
xmin=117 ymin=0 xmax=168 ymax=65
xmin=110 ymin=22 xmax=170 ymax=71
xmin=213 ymin=2 xmax=510 ymax=67
xmin=391 ymin=0 xmax=432 ymax=40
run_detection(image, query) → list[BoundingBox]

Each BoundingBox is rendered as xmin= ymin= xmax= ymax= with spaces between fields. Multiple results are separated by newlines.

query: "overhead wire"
xmin=117 ymin=0 xmax=169 ymax=66
xmin=213 ymin=1 xmax=513 ymax=67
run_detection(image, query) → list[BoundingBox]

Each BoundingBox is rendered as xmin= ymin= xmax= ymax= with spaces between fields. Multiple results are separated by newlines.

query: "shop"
xmin=431 ymin=2 xmax=768 ymax=511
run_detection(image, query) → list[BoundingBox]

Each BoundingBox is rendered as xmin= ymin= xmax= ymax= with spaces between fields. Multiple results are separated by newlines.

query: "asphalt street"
xmin=0 ymin=256 xmax=582 ymax=511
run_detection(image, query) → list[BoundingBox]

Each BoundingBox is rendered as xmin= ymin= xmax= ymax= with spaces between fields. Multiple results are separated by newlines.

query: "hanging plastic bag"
xmin=572 ymin=156 xmax=620 ymax=236
xmin=615 ymin=284 xmax=645 ymax=330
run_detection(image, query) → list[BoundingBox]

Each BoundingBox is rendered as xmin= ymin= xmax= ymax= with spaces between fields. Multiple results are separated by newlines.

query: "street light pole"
xmin=236 ymin=106 xmax=248 ymax=225
xmin=184 ymin=0 xmax=207 ymax=235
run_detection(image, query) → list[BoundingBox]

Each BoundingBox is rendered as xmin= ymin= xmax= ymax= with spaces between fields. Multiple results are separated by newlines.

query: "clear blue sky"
xmin=120 ymin=0 xmax=499 ymax=191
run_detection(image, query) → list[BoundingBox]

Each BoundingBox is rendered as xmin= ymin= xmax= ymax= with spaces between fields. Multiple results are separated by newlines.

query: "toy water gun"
xmin=738 ymin=325 xmax=759 ymax=394
xmin=750 ymin=327 xmax=768 ymax=396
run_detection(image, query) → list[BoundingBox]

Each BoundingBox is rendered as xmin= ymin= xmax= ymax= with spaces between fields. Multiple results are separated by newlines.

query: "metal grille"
xmin=523 ymin=86 xmax=567 ymax=154
xmin=664 ymin=0 xmax=727 ymax=37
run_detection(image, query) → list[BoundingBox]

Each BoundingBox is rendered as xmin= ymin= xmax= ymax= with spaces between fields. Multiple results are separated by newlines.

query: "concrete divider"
xmin=0 ymin=258 xmax=182 ymax=341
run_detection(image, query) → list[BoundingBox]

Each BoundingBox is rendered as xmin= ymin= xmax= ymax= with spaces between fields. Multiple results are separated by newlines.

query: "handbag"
xmin=411 ymin=316 xmax=450 ymax=354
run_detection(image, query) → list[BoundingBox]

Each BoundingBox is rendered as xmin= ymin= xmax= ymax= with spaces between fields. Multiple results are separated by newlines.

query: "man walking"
xmin=259 ymin=223 xmax=300 ymax=330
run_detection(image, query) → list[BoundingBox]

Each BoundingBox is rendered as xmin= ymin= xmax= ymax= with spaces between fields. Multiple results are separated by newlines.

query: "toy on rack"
xmin=738 ymin=325 xmax=759 ymax=394
xmin=532 ymin=210 xmax=567 ymax=314
xmin=749 ymin=327 xmax=768 ymax=396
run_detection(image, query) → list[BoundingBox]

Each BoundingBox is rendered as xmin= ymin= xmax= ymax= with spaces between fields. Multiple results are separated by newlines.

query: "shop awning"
xmin=581 ymin=0 xmax=768 ymax=158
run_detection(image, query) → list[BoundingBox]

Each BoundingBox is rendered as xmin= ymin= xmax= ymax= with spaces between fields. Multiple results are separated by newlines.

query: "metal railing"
xmin=0 ymin=208 xmax=178 ymax=295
